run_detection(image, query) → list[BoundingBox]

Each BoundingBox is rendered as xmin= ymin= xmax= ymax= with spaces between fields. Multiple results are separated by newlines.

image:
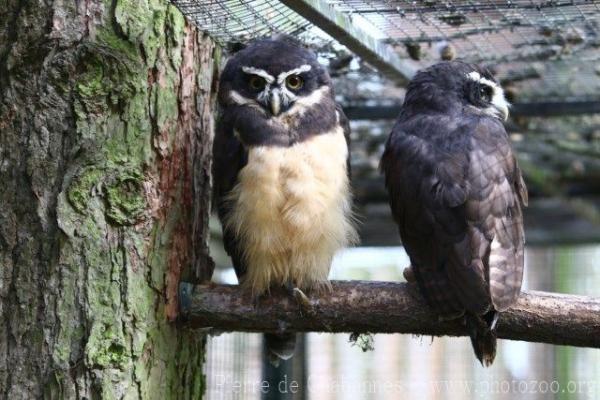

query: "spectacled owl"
xmin=212 ymin=35 xmax=357 ymax=364
xmin=381 ymin=61 xmax=528 ymax=366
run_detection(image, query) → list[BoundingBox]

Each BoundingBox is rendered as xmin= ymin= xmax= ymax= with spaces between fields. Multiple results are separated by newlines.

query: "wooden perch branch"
xmin=179 ymin=281 xmax=600 ymax=348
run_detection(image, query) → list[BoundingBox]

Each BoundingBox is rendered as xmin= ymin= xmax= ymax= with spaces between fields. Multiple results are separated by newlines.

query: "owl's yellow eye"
xmin=248 ymin=75 xmax=266 ymax=90
xmin=285 ymin=75 xmax=303 ymax=90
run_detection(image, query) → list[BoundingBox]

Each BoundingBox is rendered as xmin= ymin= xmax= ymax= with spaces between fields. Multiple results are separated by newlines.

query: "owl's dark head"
xmin=403 ymin=61 xmax=509 ymax=121
xmin=219 ymin=35 xmax=332 ymax=116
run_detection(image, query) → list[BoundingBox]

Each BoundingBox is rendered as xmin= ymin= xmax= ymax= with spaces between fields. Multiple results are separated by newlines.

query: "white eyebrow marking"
xmin=466 ymin=71 xmax=510 ymax=121
xmin=467 ymin=71 xmax=500 ymax=92
xmin=467 ymin=71 xmax=482 ymax=82
xmin=242 ymin=66 xmax=275 ymax=83
xmin=277 ymin=64 xmax=312 ymax=84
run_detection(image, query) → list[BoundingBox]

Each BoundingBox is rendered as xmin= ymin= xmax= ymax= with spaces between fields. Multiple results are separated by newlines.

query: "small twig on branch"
xmin=179 ymin=281 xmax=600 ymax=348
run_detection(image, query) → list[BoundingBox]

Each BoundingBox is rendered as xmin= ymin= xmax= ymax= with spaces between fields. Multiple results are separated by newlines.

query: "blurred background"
xmin=169 ymin=0 xmax=600 ymax=398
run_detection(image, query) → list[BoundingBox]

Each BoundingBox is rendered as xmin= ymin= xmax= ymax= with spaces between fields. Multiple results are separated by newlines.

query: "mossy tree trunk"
xmin=0 ymin=0 xmax=216 ymax=398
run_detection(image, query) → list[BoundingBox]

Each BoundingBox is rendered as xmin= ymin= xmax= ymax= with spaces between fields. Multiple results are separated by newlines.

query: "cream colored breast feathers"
xmin=224 ymin=126 xmax=357 ymax=295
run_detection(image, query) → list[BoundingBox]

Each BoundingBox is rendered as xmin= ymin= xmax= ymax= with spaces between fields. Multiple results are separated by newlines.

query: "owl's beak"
xmin=270 ymin=89 xmax=281 ymax=115
xmin=495 ymin=102 xmax=509 ymax=121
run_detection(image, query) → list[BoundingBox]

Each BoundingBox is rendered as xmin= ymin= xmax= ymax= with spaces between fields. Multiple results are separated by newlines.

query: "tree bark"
xmin=0 ymin=0 xmax=216 ymax=398
xmin=180 ymin=281 xmax=600 ymax=348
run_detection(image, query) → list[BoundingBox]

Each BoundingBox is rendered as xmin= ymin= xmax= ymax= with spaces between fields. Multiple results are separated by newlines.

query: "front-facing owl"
xmin=213 ymin=35 xmax=357 ymax=363
xmin=381 ymin=61 xmax=528 ymax=366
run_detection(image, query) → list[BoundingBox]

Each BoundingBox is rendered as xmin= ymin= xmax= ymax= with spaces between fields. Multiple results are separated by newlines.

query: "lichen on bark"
xmin=0 ymin=0 xmax=215 ymax=398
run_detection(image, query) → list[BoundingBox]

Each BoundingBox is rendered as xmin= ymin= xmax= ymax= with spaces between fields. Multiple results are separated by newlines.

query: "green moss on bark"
xmin=0 ymin=0 xmax=214 ymax=397
xmin=67 ymin=167 xmax=104 ymax=213
xmin=49 ymin=0 xmax=213 ymax=398
xmin=105 ymin=170 xmax=146 ymax=225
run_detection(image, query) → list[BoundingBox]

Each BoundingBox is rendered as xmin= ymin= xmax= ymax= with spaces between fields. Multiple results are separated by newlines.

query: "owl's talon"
xmin=293 ymin=288 xmax=315 ymax=317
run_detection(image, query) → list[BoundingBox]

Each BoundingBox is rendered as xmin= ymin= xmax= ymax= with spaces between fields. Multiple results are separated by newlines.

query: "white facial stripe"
xmin=229 ymin=90 xmax=266 ymax=113
xmin=242 ymin=66 xmax=275 ymax=83
xmin=294 ymin=85 xmax=326 ymax=108
xmin=229 ymin=90 xmax=252 ymax=105
xmin=275 ymin=86 xmax=328 ymax=120
xmin=279 ymin=86 xmax=298 ymax=107
xmin=256 ymin=88 xmax=270 ymax=104
xmin=277 ymin=64 xmax=312 ymax=84
xmin=466 ymin=71 xmax=510 ymax=121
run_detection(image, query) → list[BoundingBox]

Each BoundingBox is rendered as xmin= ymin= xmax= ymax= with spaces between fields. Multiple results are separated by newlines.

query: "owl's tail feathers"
xmin=465 ymin=311 xmax=498 ymax=367
xmin=265 ymin=333 xmax=296 ymax=367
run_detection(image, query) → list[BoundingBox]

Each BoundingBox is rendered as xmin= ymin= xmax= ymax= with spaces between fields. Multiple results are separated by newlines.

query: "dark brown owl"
xmin=381 ymin=61 xmax=528 ymax=366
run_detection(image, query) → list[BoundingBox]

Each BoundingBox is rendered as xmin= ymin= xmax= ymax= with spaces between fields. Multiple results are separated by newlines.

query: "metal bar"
xmin=342 ymin=100 xmax=600 ymax=119
xmin=179 ymin=281 xmax=600 ymax=349
xmin=277 ymin=0 xmax=418 ymax=84
xmin=512 ymin=101 xmax=600 ymax=117
xmin=353 ymin=198 xmax=600 ymax=247
xmin=341 ymin=1 xmax=600 ymax=14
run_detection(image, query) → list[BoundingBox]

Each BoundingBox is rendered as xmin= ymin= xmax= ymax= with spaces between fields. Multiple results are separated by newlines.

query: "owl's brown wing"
xmin=212 ymin=107 xmax=248 ymax=279
xmin=382 ymin=115 xmax=526 ymax=318
xmin=381 ymin=116 xmax=470 ymax=318
xmin=456 ymin=120 xmax=527 ymax=312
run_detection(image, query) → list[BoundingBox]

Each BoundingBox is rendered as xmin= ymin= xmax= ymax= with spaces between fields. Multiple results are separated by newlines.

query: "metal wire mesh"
xmin=204 ymin=333 xmax=263 ymax=400
xmin=173 ymin=0 xmax=600 ymax=102
xmin=172 ymin=0 xmax=312 ymax=45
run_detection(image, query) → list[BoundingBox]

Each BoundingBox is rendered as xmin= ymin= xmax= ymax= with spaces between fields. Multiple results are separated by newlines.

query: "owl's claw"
xmin=293 ymin=288 xmax=316 ymax=317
